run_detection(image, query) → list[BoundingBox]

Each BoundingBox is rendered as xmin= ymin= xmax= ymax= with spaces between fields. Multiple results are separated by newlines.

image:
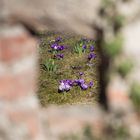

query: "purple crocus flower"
xmin=74 ymin=79 xmax=85 ymax=86
xmin=78 ymin=79 xmax=85 ymax=84
xmin=55 ymin=37 xmax=62 ymax=42
xmin=89 ymin=81 xmax=93 ymax=88
xmin=67 ymin=80 xmax=74 ymax=86
xmin=79 ymin=72 xmax=84 ymax=76
xmin=73 ymin=80 xmax=79 ymax=85
xmin=64 ymin=83 xmax=71 ymax=91
xmin=59 ymin=80 xmax=71 ymax=91
xmin=88 ymin=53 xmax=96 ymax=60
xmin=80 ymin=83 xmax=88 ymax=90
xmin=57 ymin=54 xmax=64 ymax=59
xmin=59 ymin=82 xmax=65 ymax=91
xmin=59 ymin=78 xmax=90 ymax=92
xmin=90 ymin=45 xmax=94 ymax=52
xmin=50 ymin=43 xmax=65 ymax=51
xmin=58 ymin=45 xmax=65 ymax=51
xmin=82 ymin=45 xmax=87 ymax=49
xmin=50 ymin=43 xmax=58 ymax=50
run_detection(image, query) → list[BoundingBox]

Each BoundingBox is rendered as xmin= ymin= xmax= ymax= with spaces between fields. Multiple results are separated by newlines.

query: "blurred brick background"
xmin=0 ymin=0 xmax=140 ymax=140
xmin=0 ymin=25 xmax=45 ymax=140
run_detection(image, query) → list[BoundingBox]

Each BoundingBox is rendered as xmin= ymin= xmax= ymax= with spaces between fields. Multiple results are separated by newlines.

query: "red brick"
xmin=0 ymin=33 xmax=37 ymax=64
xmin=108 ymin=90 xmax=129 ymax=103
xmin=0 ymin=70 xmax=37 ymax=100
xmin=7 ymin=110 xmax=41 ymax=139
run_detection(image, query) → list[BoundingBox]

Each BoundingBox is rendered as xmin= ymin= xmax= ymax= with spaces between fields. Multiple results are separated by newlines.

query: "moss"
xmin=117 ymin=60 xmax=133 ymax=78
xmin=37 ymin=32 xmax=99 ymax=106
xmin=104 ymin=35 xmax=123 ymax=58
xmin=104 ymin=124 xmax=129 ymax=140
xmin=60 ymin=124 xmax=130 ymax=140
xmin=113 ymin=15 xmax=125 ymax=28
xmin=60 ymin=125 xmax=96 ymax=140
xmin=83 ymin=125 xmax=94 ymax=140
xmin=130 ymin=83 xmax=140 ymax=111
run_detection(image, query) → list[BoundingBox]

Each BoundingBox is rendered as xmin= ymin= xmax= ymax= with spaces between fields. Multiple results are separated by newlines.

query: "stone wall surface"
xmin=1 ymin=0 xmax=101 ymax=37
xmin=0 ymin=0 xmax=140 ymax=139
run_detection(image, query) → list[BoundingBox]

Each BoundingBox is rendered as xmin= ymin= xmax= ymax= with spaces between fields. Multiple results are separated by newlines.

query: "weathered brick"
xmin=7 ymin=110 xmax=42 ymax=140
xmin=0 ymin=34 xmax=37 ymax=64
xmin=0 ymin=107 xmax=44 ymax=140
xmin=0 ymin=70 xmax=36 ymax=100
xmin=107 ymin=87 xmax=132 ymax=112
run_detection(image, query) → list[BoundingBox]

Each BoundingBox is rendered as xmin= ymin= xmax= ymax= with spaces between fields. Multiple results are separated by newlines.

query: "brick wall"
xmin=0 ymin=25 xmax=44 ymax=140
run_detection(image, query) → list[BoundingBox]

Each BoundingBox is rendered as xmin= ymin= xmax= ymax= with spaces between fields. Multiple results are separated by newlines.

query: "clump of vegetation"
xmin=38 ymin=32 xmax=99 ymax=106
xmin=112 ymin=15 xmax=125 ymax=32
xmin=61 ymin=124 xmax=130 ymax=140
xmin=104 ymin=123 xmax=130 ymax=140
xmin=61 ymin=125 xmax=95 ymax=140
xmin=130 ymin=83 xmax=140 ymax=111
xmin=41 ymin=58 xmax=58 ymax=72
xmin=104 ymin=35 xmax=123 ymax=58
xmin=117 ymin=60 xmax=133 ymax=78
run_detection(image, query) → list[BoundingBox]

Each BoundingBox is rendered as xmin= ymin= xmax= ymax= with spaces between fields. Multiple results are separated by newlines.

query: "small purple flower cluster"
xmin=77 ymin=42 xmax=96 ymax=61
xmin=81 ymin=45 xmax=95 ymax=52
xmin=50 ymin=38 xmax=65 ymax=60
xmin=88 ymin=53 xmax=96 ymax=61
xmin=90 ymin=45 xmax=94 ymax=52
xmin=50 ymin=43 xmax=65 ymax=51
xmin=58 ymin=79 xmax=93 ymax=92
xmin=87 ymin=45 xmax=96 ymax=61
xmin=82 ymin=45 xmax=87 ymax=50
xmin=54 ymin=54 xmax=64 ymax=59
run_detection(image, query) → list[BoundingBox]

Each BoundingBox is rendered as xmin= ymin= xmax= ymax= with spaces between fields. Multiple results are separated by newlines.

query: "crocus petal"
xmin=67 ymin=80 xmax=74 ymax=86
xmin=82 ymin=45 xmax=87 ymax=49
xmin=78 ymin=79 xmax=85 ymax=84
xmin=65 ymin=84 xmax=71 ymax=91
xmin=59 ymin=80 xmax=72 ymax=91
xmin=57 ymin=54 xmax=64 ymax=59
xmin=89 ymin=81 xmax=93 ymax=88
xmin=74 ymin=79 xmax=85 ymax=86
xmin=59 ymin=82 xmax=65 ymax=91
xmin=90 ymin=45 xmax=94 ymax=52
xmin=80 ymin=83 xmax=88 ymax=90
xmin=56 ymin=45 xmax=63 ymax=51
xmin=79 ymin=72 xmax=84 ymax=76
xmin=88 ymin=53 xmax=96 ymax=60
xmin=51 ymin=43 xmax=58 ymax=49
